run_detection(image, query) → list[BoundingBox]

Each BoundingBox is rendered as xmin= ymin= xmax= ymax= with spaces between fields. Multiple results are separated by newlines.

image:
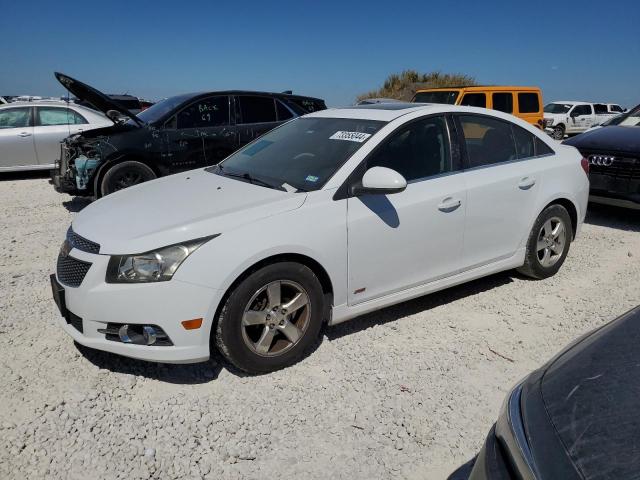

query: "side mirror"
xmin=570 ymin=110 xmax=581 ymax=118
xmin=351 ymin=166 xmax=407 ymax=196
xmin=106 ymin=109 xmax=123 ymax=122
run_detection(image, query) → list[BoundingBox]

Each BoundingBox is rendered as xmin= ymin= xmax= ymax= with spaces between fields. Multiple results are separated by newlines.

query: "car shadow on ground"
xmin=325 ymin=271 xmax=514 ymax=342
xmin=585 ymin=202 xmax=640 ymax=232
xmin=74 ymin=342 xmax=225 ymax=384
xmin=0 ymin=170 xmax=50 ymax=181
xmin=62 ymin=197 xmax=92 ymax=212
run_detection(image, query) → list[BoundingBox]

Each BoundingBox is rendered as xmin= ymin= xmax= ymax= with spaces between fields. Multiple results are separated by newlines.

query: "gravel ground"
xmin=1 ymin=172 xmax=639 ymax=480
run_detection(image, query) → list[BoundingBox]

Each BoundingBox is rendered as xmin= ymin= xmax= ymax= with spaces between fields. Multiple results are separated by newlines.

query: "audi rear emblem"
xmin=589 ymin=155 xmax=615 ymax=166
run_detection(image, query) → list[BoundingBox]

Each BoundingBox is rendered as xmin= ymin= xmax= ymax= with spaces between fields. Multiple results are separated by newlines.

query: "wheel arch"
xmin=210 ymin=253 xmax=335 ymax=342
xmin=541 ymin=197 xmax=578 ymax=240
xmin=92 ymin=154 xmax=161 ymax=198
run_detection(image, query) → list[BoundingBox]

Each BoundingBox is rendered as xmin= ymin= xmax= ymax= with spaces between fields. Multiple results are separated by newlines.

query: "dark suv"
xmin=51 ymin=73 xmax=326 ymax=197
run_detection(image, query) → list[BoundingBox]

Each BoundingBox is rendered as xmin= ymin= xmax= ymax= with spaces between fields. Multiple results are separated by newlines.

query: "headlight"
xmin=106 ymin=235 xmax=218 ymax=283
xmin=495 ymin=383 xmax=538 ymax=479
xmin=545 ymin=118 xmax=554 ymax=126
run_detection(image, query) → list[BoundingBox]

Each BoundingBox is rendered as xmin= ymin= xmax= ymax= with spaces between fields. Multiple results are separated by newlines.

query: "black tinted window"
xmin=276 ymin=100 xmax=294 ymax=121
xmin=572 ymin=105 xmax=592 ymax=116
xmin=459 ymin=115 xmax=517 ymax=167
xmin=366 ymin=116 xmax=451 ymax=181
xmin=594 ymin=104 xmax=607 ymax=114
xmin=611 ymin=105 xmax=623 ymax=113
xmin=0 ymin=107 xmax=31 ymax=128
xmin=286 ymin=98 xmax=325 ymax=113
xmin=239 ymin=96 xmax=277 ymax=124
xmin=518 ymin=93 xmax=540 ymax=113
xmin=460 ymin=93 xmax=486 ymax=108
xmin=492 ymin=93 xmax=513 ymax=113
xmin=535 ymin=137 xmax=554 ymax=156
xmin=175 ymin=96 xmax=229 ymax=129
xmin=511 ymin=125 xmax=535 ymax=159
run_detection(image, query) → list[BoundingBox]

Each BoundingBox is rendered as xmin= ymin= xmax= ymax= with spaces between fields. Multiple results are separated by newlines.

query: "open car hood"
xmin=54 ymin=72 xmax=144 ymax=126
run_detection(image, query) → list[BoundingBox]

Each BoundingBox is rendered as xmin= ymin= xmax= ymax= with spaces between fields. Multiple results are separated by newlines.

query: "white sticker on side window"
xmin=329 ymin=131 xmax=372 ymax=143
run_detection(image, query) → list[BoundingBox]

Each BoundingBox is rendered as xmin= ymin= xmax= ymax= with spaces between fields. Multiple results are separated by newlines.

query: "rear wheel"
xmin=100 ymin=161 xmax=156 ymax=196
xmin=518 ymin=204 xmax=572 ymax=279
xmin=215 ymin=262 xmax=325 ymax=374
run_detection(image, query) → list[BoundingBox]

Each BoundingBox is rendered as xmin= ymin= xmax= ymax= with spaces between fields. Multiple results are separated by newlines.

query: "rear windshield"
xmin=412 ymin=91 xmax=459 ymax=104
xmin=544 ymin=103 xmax=572 ymax=114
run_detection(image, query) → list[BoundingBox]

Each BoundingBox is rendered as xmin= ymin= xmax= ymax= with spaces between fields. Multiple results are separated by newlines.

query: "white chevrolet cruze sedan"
xmin=51 ymin=104 xmax=589 ymax=373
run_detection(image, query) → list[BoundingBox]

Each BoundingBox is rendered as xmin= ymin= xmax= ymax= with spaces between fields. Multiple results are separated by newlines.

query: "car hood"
xmin=564 ymin=125 xmax=640 ymax=153
xmin=72 ymin=169 xmax=307 ymax=254
xmin=55 ymin=72 xmax=143 ymax=127
xmin=539 ymin=306 xmax=640 ymax=479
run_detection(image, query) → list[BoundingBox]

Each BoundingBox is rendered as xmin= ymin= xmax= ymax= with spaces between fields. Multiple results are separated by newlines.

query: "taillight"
xmin=581 ymin=157 xmax=589 ymax=175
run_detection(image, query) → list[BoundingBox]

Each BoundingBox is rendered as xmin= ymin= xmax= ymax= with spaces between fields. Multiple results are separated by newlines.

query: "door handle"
xmin=518 ymin=177 xmax=536 ymax=190
xmin=437 ymin=197 xmax=462 ymax=212
xmin=18 ymin=132 xmax=31 ymax=137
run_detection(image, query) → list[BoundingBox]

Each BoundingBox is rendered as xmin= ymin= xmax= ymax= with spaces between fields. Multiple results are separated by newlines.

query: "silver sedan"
xmin=0 ymin=101 xmax=112 ymax=172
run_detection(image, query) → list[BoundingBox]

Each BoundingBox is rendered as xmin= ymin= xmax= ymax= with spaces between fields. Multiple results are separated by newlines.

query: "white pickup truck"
xmin=544 ymin=101 xmax=624 ymax=140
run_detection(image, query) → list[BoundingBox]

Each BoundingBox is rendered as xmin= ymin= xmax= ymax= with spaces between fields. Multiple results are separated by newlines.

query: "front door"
xmin=347 ymin=115 xmax=466 ymax=305
xmin=0 ymin=107 xmax=35 ymax=168
xmin=455 ymin=114 xmax=542 ymax=269
xmin=164 ymin=95 xmax=236 ymax=172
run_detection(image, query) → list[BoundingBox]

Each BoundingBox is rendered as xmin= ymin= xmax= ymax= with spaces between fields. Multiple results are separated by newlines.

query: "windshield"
xmin=129 ymin=93 xmax=195 ymax=125
xmin=211 ymin=117 xmax=385 ymax=192
xmin=544 ymin=103 xmax=572 ymax=114
xmin=604 ymin=105 xmax=640 ymax=127
xmin=412 ymin=91 xmax=459 ymax=104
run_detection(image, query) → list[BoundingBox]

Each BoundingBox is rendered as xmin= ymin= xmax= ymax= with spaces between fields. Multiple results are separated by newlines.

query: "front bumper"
xmin=52 ymin=248 xmax=223 ymax=363
xmin=467 ymin=426 xmax=514 ymax=480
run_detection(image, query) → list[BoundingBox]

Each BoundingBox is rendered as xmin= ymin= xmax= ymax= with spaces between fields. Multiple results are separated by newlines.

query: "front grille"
xmin=57 ymin=254 xmax=92 ymax=288
xmin=66 ymin=311 xmax=84 ymax=333
xmin=67 ymin=227 xmax=100 ymax=254
xmin=586 ymin=153 xmax=640 ymax=179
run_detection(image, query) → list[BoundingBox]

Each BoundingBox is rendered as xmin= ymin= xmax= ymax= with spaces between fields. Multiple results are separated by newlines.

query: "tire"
xmin=551 ymin=125 xmax=565 ymax=141
xmin=518 ymin=204 xmax=573 ymax=279
xmin=215 ymin=262 xmax=325 ymax=374
xmin=100 ymin=161 xmax=156 ymax=196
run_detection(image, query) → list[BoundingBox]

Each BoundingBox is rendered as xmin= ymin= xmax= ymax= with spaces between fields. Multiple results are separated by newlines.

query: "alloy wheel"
xmin=536 ymin=216 xmax=566 ymax=268
xmin=241 ymin=280 xmax=311 ymax=356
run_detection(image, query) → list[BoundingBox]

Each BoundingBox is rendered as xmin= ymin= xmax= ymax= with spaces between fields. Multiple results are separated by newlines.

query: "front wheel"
xmin=100 ymin=161 xmax=157 ymax=196
xmin=518 ymin=204 xmax=572 ymax=279
xmin=215 ymin=262 xmax=325 ymax=374
xmin=551 ymin=125 xmax=565 ymax=141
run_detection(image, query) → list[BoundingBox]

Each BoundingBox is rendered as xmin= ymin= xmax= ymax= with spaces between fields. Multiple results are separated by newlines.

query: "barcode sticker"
xmin=329 ymin=131 xmax=372 ymax=143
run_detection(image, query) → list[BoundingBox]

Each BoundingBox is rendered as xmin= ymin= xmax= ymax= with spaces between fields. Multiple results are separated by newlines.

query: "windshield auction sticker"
xmin=329 ymin=131 xmax=372 ymax=143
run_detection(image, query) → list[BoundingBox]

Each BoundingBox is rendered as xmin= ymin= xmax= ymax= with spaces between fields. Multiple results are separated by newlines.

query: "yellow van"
xmin=412 ymin=86 xmax=544 ymax=129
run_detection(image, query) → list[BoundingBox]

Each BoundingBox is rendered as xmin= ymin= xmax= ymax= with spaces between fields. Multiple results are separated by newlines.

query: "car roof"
xmin=551 ymin=100 xmax=590 ymax=105
xmin=0 ymin=100 xmax=94 ymax=109
xmin=415 ymin=85 xmax=541 ymax=92
xmin=174 ymin=90 xmax=325 ymax=103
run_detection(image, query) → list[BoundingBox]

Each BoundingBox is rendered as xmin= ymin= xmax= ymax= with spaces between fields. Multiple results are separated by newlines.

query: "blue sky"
xmin=1 ymin=0 xmax=639 ymax=107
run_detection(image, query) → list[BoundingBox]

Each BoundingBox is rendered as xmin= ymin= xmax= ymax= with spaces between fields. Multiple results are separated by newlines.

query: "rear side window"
xmin=0 ymin=107 xmax=31 ymax=128
xmin=458 ymin=115 xmax=517 ymax=167
xmin=175 ymin=96 xmax=229 ymax=129
xmin=460 ymin=93 xmax=486 ymax=108
xmin=238 ymin=96 xmax=277 ymax=124
xmin=518 ymin=93 xmax=540 ymax=113
xmin=594 ymin=104 xmax=608 ymax=114
xmin=511 ymin=125 xmax=535 ymax=159
xmin=366 ymin=116 xmax=452 ymax=181
xmin=492 ymin=93 xmax=513 ymax=113
xmin=276 ymin=100 xmax=294 ymax=121
xmin=37 ymin=107 xmax=87 ymax=126
xmin=535 ymin=137 xmax=554 ymax=156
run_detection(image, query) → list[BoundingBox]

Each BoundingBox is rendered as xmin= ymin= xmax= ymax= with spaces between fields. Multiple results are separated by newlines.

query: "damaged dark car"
xmin=51 ymin=72 xmax=326 ymax=197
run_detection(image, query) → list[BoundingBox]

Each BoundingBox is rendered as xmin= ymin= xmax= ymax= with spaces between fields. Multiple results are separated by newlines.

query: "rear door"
xmin=34 ymin=106 xmax=89 ymax=166
xmin=164 ymin=95 xmax=235 ymax=171
xmin=235 ymin=95 xmax=283 ymax=145
xmin=0 ymin=107 xmax=36 ymax=168
xmin=455 ymin=114 xmax=542 ymax=269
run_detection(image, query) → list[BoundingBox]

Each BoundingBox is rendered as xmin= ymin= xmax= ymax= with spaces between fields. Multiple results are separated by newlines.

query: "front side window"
xmin=174 ymin=96 xmax=229 ymax=129
xmin=492 ymin=93 xmax=513 ymax=113
xmin=460 ymin=93 xmax=486 ymax=108
xmin=544 ymin=103 xmax=571 ymax=114
xmin=459 ymin=115 xmax=517 ymax=167
xmin=610 ymin=105 xmax=623 ymax=113
xmin=213 ymin=117 xmax=384 ymax=191
xmin=412 ymin=90 xmax=460 ymax=104
xmin=37 ymin=107 xmax=87 ymax=126
xmin=238 ymin=96 xmax=277 ymax=124
xmin=518 ymin=93 xmax=540 ymax=113
xmin=366 ymin=116 xmax=452 ymax=181
xmin=571 ymin=105 xmax=592 ymax=116
xmin=0 ymin=107 xmax=31 ymax=129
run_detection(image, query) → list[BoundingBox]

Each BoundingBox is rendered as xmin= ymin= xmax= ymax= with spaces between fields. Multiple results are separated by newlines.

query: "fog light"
xmin=99 ymin=323 xmax=173 ymax=346
xmin=142 ymin=326 xmax=157 ymax=345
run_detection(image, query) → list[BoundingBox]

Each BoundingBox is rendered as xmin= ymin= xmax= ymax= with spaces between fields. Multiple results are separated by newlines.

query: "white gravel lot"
xmin=0 ymin=172 xmax=639 ymax=480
